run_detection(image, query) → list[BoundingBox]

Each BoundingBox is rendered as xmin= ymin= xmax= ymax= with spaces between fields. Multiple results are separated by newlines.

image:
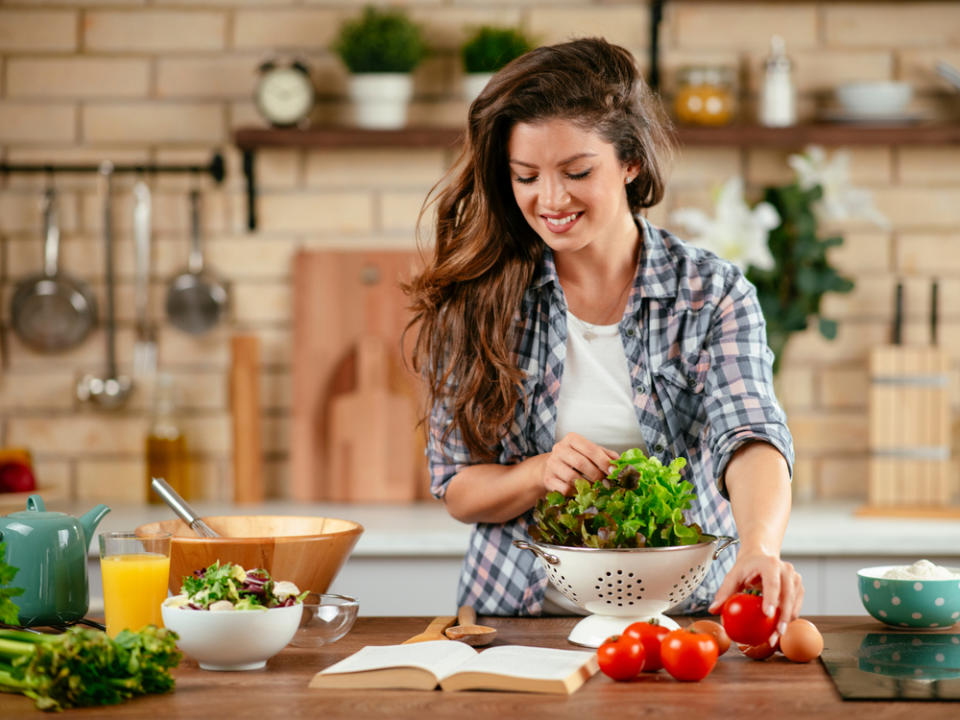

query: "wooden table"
xmin=1 ymin=616 xmax=955 ymax=718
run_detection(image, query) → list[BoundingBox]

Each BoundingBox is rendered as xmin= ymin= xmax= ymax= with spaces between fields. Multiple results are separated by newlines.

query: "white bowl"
xmin=835 ymin=81 xmax=912 ymax=117
xmin=161 ymin=603 xmax=300 ymax=671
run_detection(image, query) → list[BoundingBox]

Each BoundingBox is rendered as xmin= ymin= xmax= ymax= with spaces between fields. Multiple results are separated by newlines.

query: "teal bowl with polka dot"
xmin=858 ymin=565 xmax=960 ymax=629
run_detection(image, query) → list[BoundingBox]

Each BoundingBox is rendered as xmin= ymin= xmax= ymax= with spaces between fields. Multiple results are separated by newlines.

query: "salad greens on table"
xmin=0 ymin=543 xmax=180 ymax=712
xmin=167 ymin=561 xmax=307 ymax=611
xmin=0 ymin=542 xmax=24 ymax=626
xmin=528 ymin=448 xmax=706 ymax=549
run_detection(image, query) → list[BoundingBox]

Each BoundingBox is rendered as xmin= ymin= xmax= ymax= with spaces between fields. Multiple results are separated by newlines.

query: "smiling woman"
xmin=403 ymin=37 xmax=799 ymax=631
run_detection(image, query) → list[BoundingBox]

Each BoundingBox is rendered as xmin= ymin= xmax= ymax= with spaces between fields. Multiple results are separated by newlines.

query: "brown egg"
xmin=779 ymin=618 xmax=823 ymax=663
xmin=688 ymin=619 xmax=731 ymax=656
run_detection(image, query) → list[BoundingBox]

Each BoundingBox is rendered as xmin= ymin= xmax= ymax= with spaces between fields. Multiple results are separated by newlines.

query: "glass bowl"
xmin=291 ymin=593 xmax=359 ymax=647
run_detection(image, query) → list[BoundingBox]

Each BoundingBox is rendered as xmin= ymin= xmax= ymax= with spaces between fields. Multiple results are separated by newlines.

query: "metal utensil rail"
xmin=0 ymin=152 xmax=225 ymax=184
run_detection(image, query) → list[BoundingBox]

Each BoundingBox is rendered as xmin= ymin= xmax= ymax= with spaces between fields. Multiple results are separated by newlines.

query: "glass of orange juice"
xmin=99 ymin=530 xmax=172 ymax=637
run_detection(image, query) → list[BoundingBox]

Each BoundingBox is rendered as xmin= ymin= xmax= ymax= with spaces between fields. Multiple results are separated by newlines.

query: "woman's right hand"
xmin=540 ymin=433 xmax=620 ymax=496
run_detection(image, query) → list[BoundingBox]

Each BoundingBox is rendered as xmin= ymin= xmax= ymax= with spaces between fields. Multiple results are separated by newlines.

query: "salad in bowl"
xmin=162 ymin=561 xmax=308 ymax=670
xmin=164 ymin=560 xmax=308 ymax=611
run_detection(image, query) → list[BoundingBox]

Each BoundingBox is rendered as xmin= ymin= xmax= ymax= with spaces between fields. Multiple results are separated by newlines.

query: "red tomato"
xmin=622 ymin=621 xmax=670 ymax=672
xmin=660 ymin=628 xmax=719 ymax=682
xmin=597 ymin=634 xmax=645 ymax=681
xmin=721 ymin=591 xmax=779 ymax=646
xmin=738 ymin=640 xmax=777 ymax=660
xmin=0 ymin=462 xmax=36 ymax=493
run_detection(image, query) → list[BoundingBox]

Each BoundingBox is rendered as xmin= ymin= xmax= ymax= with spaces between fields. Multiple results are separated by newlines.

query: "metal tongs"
xmin=150 ymin=477 xmax=220 ymax=538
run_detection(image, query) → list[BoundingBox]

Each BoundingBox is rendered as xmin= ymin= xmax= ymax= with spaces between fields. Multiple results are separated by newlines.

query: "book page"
xmin=316 ymin=640 xmax=478 ymax=682
xmin=442 ymin=645 xmax=596 ymax=681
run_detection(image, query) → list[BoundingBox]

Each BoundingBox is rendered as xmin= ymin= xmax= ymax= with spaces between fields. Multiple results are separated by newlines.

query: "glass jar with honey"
xmin=674 ymin=66 xmax=737 ymax=126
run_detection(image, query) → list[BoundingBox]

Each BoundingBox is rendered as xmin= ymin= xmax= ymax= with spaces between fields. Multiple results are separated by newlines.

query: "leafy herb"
xmin=528 ymin=448 xmax=705 ymax=548
xmin=461 ymin=26 xmax=533 ymax=74
xmin=0 ymin=625 xmax=180 ymax=712
xmin=0 ymin=542 xmax=24 ymax=626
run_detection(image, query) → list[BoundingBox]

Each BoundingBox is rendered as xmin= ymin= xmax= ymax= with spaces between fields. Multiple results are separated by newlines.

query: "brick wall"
xmin=0 ymin=1 xmax=958 ymax=505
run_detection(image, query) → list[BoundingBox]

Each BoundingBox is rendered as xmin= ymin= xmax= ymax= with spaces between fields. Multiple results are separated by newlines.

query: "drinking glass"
xmin=99 ymin=530 xmax=171 ymax=637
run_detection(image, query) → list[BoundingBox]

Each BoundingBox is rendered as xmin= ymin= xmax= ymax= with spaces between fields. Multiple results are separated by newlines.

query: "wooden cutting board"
xmin=291 ymin=249 xmax=430 ymax=502
xmin=231 ymin=334 xmax=263 ymax=504
xmin=861 ymin=344 xmax=955 ymax=516
xmin=327 ymin=336 xmax=417 ymax=502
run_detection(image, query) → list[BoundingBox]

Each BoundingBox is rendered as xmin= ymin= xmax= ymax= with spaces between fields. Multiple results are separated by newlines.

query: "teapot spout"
xmin=79 ymin=504 xmax=111 ymax=551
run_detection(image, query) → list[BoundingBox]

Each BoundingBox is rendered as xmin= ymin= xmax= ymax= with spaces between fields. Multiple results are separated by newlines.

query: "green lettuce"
xmin=528 ymin=448 xmax=705 ymax=548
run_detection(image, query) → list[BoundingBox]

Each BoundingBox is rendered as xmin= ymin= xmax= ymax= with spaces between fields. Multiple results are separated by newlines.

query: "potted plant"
xmin=333 ymin=5 xmax=428 ymax=129
xmin=460 ymin=25 xmax=533 ymax=103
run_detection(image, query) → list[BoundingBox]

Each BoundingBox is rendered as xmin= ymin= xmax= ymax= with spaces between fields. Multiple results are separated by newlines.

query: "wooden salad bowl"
xmin=136 ymin=515 xmax=363 ymax=596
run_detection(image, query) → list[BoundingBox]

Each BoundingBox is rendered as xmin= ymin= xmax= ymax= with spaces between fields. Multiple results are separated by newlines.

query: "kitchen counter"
xmin=0 ymin=616 xmax=955 ymax=719
xmin=41 ymin=498 xmax=960 ymax=616
xmin=53 ymin=499 xmax=960 ymax=559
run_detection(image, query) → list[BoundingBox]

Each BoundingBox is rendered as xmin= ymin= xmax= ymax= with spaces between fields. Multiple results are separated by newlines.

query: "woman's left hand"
xmin=707 ymin=546 xmax=804 ymax=647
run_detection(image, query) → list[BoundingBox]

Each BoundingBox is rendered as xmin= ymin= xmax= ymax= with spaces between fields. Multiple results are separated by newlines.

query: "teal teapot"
xmin=0 ymin=495 xmax=110 ymax=626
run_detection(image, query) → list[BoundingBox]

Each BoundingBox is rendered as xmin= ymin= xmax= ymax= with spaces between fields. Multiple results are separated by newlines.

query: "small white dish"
xmin=161 ymin=602 xmax=300 ymax=671
xmin=835 ymin=81 xmax=912 ymax=117
xmin=821 ymin=109 xmax=926 ymax=125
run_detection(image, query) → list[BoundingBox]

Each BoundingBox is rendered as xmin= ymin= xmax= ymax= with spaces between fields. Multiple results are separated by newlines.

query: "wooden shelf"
xmin=234 ymin=122 xmax=960 ymax=152
xmin=677 ymin=122 xmax=960 ymax=147
xmin=233 ymin=126 xmax=463 ymax=151
xmin=232 ymin=122 xmax=960 ymax=230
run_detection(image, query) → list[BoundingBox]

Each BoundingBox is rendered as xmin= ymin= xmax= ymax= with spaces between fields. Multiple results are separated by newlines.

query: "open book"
xmin=308 ymin=640 xmax=598 ymax=695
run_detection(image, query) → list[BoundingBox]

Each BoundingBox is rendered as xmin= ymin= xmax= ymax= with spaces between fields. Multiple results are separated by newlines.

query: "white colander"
xmin=514 ymin=535 xmax=738 ymax=647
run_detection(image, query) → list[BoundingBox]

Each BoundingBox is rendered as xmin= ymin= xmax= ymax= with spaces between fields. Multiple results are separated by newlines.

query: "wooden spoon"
xmin=401 ymin=616 xmax=456 ymax=644
xmin=444 ymin=605 xmax=497 ymax=646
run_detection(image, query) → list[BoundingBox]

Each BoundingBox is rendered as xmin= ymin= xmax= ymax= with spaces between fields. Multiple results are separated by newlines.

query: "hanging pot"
xmin=10 ymin=186 xmax=98 ymax=352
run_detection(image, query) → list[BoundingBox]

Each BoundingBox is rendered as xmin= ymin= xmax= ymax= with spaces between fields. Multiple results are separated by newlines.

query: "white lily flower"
xmin=670 ymin=176 xmax=780 ymax=271
xmin=787 ymin=145 xmax=890 ymax=228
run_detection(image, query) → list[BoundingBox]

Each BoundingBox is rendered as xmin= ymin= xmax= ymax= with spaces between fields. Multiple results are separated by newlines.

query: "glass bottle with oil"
xmin=145 ymin=373 xmax=190 ymax=504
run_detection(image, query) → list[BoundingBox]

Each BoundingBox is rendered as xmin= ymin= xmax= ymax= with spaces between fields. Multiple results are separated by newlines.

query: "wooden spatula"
xmin=402 ymin=616 xmax=457 ymax=644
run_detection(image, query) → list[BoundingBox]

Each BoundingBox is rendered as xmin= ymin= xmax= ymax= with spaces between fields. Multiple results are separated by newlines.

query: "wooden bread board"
xmin=864 ymin=345 xmax=955 ymax=514
xmin=291 ymin=250 xmax=430 ymax=502
xmin=231 ymin=334 xmax=263 ymax=504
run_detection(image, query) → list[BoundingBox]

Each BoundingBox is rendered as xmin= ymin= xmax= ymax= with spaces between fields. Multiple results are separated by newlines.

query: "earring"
xmin=625 ymin=176 xmax=635 ymax=185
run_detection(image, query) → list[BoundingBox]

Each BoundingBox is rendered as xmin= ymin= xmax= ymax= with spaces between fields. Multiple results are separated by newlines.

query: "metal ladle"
xmin=77 ymin=161 xmax=133 ymax=410
xmin=165 ymin=189 xmax=229 ymax=334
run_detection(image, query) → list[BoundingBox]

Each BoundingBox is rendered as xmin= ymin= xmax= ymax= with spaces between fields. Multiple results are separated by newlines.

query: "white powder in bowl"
xmin=882 ymin=559 xmax=960 ymax=580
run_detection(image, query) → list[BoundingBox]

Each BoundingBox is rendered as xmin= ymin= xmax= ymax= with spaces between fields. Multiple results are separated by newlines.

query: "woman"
xmin=405 ymin=37 xmax=801 ymax=644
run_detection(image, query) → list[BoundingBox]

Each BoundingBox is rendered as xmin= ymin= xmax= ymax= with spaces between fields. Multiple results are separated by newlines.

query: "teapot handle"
xmin=26 ymin=495 xmax=46 ymax=512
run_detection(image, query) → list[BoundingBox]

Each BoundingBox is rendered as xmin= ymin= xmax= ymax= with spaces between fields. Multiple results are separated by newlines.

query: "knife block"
xmin=861 ymin=345 xmax=956 ymax=516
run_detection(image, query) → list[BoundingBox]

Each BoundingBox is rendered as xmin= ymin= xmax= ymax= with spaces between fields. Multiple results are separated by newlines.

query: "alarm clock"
xmin=254 ymin=59 xmax=316 ymax=127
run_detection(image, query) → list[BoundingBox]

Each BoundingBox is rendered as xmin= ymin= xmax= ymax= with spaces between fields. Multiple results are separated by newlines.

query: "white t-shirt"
xmin=554 ymin=311 xmax=648 ymax=456
xmin=545 ymin=311 xmax=648 ymax=615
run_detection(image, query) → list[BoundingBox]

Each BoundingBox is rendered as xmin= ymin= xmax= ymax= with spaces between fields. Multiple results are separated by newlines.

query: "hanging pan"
xmin=165 ymin=189 xmax=229 ymax=335
xmin=10 ymin=186 xmax=98 ymax=352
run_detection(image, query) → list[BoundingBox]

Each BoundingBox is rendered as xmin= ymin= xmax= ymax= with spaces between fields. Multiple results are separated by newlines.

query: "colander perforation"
xmin=548 ymin=568 xmax=580 ymax=602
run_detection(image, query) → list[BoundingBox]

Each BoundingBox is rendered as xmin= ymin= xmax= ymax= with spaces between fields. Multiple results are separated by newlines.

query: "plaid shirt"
xmin=428 ymin=217 xmax=794 ymax=616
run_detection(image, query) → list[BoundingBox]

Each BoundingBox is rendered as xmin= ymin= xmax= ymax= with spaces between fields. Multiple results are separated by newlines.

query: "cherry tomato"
xmin=660 ymin=628 xmax=719 ymax=682
xmin=738 ymin=640 xmax=778 ymax=660
xmin=688 ymin=619 xmax=731 ymax=656
xmin=597 ymin=634 xmax=645 ymax=681
xmin=721 ymin=591 xmax=779 ymax=646
xmin=622 ymin=621 xmax=671 ymax=672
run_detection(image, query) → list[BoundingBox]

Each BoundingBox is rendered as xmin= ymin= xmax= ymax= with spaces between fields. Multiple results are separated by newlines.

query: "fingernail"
xmin=769 ymin=633 xmax=779 ymax=647
xmin=778 ymin=621 xmax=787 ymax=635
xmin=765 ymin=605 xmax=776 ymax=617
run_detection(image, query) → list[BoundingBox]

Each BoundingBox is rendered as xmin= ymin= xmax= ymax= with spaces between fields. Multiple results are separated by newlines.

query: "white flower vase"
xmin=348 ymin=73 xmax=413 ymax=129
xmin=463 ymin=72 xmax=494 ymax=105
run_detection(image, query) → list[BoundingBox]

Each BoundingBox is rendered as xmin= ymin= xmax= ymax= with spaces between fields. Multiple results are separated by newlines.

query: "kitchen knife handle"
xmin=892 ymin=282 xmax=903 ymax=346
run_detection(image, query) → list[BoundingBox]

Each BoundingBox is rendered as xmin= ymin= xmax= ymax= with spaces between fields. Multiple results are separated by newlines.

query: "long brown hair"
xmin=404 ymin=37 xmax=674 ymax=460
